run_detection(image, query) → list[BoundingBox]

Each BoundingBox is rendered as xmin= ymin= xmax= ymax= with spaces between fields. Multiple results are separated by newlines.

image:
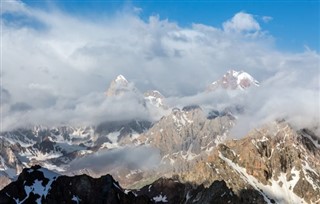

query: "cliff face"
xmin=140 ymin=106 xmax=234 ymax=156
xmin=179 ymin=122 xmax=320 ymax=204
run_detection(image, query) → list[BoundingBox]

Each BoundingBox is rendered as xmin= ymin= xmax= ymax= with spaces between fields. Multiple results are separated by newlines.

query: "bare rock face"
xmin=138 ymin=106 xmax=234 ymax=164
xmin=0 ymin=176 xmax=11 ymax=190
xmin=0 ymin=139 xmax=24 ymax=180
xmin=135 ymin=177 xmax=241 ymax=204
xmin=179 ymin=121 xmax=320 ymax=204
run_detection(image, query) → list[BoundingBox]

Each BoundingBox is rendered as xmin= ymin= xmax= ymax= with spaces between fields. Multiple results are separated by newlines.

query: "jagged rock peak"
xmin=105 ymin=74 xmax=131 ymax=97
xmin=115 ymin=74 xmax=128 ymax=84
xmin=208 ymin=69 xmax=259 ymax=91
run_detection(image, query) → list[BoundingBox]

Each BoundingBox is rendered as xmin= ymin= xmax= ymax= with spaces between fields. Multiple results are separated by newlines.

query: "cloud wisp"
xmin=68 ymin=146 xmax=161 ymax=172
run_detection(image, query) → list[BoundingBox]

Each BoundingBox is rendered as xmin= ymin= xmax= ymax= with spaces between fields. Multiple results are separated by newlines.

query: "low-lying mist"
xmin=68 ymin=146 xmax=161 ymax=173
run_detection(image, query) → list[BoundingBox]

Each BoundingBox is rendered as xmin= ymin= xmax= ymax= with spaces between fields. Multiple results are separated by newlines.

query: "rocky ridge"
xmin=0 ymin=165 xmax=259 ymax=204
xmin=0 ymin=121 xmax=319 ymax=203
xmin=0 ymin=165 xmax=151 ymax=204
xmin=178 ymin=122 xmax=320 ymax=203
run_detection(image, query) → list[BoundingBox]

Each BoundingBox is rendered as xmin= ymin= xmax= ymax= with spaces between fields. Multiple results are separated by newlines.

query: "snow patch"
xmin=145 ymin=95 xmax=164 ymax=108
xmin=42 ymin=163 xmax=65 ymax=172
xmin=13 ymin=168 xmax=60 ymax=204
xmin=100 ymin=142 xmax=119 ymax=149
xmin=107 ymin=131 xmax=121 ymax=144
xmin=302 ymin=162 xmax=319 ymax=190
xmin=172 ymin=113 xmax=193 ymax=130
xmin=300 ymin=131 xmax=320 ymax=149
xmin=22 ymin=149 xmax=62 ymax=161
xmin=153 ymin=194 xmax=168 ymax=202
xmin=72 ymin=195 xmax=81 ymax=204
xmin=115 ymin=75 xmax=128 ymax=83
xmin=78 ymin=150 xmax=93 ymax=155
xmin=113 ymin=182 xmax=121 ymax=190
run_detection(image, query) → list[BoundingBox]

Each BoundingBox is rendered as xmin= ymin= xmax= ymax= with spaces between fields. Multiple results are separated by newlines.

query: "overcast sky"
xmin=1 ymin=0 xmax=319 ymax=132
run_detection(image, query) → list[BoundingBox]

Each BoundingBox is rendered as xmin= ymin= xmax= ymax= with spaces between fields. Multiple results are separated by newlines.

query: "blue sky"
xmin=21 ymin=0 xmax=320 ymax=52
xmin=1 ymin=0 xmax=319 ymax=130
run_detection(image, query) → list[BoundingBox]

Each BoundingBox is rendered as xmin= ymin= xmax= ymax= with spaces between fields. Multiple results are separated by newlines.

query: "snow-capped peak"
xmin=226 ymin=70 xmax=240 ymax=77
xmin=105 ymin=75 xmax=130 ymax=96
xmin=229 ymin=70 xmax=259 ymax=88
xmin=115 ymin=75 xmax=128 ymax=83
xmin=208 ymin=69 xmax=259 ymax=91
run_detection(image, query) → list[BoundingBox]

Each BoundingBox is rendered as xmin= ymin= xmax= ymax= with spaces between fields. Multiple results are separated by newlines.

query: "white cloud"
xmin=1 ymin=2 xmax=319 ymax=132
xmin=1 ymin=0 xmax=26 ymax=14
xmin=229 ymin=70 xmax=320 ymax=138
xmin=223 ymin=11 xmax=261 ymax=33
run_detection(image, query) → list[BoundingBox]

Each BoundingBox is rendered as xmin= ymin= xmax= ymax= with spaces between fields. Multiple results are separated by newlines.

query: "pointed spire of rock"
xmin=105 ymin=75 xmax=130 ymax=97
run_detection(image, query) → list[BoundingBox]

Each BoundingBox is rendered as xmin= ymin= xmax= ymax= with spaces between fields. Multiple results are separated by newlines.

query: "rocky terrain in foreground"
xmin=1 ymin=121 xmax=319 ymax=204
xmin=178 ymin=122 xmax=320 ymax=204
xmin=0 ymin=165 xmax=257 ymax=204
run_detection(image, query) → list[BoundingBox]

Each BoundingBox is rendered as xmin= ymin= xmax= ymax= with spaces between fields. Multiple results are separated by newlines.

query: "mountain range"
xmin=0 ymin=70 xmax=319 ymax=204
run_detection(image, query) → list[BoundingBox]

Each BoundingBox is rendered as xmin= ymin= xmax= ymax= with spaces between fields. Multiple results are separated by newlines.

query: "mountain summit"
xmin=114 ymin=74 xmax=128 ymax=84
xmin=207 ymin=70 xmax=259 ymax=91
xmin=105 ymin=75 xmax=130 ymax=97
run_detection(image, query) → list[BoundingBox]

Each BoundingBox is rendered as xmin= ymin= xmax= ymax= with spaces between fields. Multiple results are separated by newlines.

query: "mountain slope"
xmin=139 ymin=105 xmax=234 ymax=161
xmin=1 ymin=121 xmax=319 ymax=203
xmin=179 ymin=122 xmax=320 ymax=204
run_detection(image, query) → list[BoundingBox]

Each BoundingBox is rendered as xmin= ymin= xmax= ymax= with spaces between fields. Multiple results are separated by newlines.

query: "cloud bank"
xmin=68 ymin=146 xmax=161 ymax=172
xmin=1 ymin=1 xmax=319 ymax=133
